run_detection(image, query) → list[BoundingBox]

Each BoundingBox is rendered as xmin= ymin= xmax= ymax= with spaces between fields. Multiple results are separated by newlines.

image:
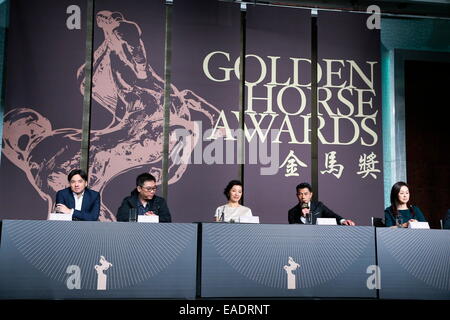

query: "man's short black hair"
xmin=296 ymin=182 xmax=312 ymax=193
xmin=136 ymin=173 xmax=156 ymax=187
xmin=68 ymin=169 xmax=88 ymax=182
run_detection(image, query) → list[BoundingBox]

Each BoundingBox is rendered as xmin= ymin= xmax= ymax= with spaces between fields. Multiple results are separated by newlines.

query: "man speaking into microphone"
xmin=288 ymin=182 xmax=356 ymax=226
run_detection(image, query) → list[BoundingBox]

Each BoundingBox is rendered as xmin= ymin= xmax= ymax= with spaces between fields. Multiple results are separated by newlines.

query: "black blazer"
xmin=288 ymin=201 xmax=344 ymax=225
xmin=55 ymin=187 xmax=100 ymax=221
xmin=443 ymin=209 xmax=450 ymax=230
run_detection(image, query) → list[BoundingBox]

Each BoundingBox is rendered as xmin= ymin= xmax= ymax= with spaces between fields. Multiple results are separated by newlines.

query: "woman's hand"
xmin=399 ymin=219 xmax=417 ymax=228
xmin=406 ymin=219 xmax=418 ymax=227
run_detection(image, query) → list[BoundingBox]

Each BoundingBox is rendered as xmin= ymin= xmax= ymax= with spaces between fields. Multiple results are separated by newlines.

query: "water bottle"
xmin=129 ymin=208 xmax=138 ymax=222
xmin=395 ymin=214 xmax=403 ymax=228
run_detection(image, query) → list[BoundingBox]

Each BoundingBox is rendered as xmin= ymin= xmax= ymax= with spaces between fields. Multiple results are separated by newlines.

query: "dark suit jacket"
xmin=443 ymin=209 xmax=450 ymax=230
xmin=55 ymin=187 xmax=100 ymax=221
xmin=288 ymin=201 xmax=344 ymax=225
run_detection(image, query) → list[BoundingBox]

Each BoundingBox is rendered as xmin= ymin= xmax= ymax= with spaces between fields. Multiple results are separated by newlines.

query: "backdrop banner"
xmin=317 ymin=11 xmax=383 ymax=225
xmin=0 ymin=0 xmax=87 ymax=220
xmin=244 ymin=5 xmax=312 ymax=224
xmin=170 ymin=0 xmax=240 ymax=222
xmin=244 ymin=8 xmax=382 ymax=224
xmin=84 ymin=0 xmax=166 ymax=221
xmin=1 ymin=2 xmax=382 ymax=225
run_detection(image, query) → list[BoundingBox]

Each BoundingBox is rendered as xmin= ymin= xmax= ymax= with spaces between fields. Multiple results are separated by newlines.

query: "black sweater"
xmin=116 ymin=190 xmax=172 ymax=222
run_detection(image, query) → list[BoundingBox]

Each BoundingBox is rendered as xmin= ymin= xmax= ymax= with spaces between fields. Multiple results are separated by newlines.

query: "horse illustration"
xmin=2 ymin=10 xmax=221 ymax=221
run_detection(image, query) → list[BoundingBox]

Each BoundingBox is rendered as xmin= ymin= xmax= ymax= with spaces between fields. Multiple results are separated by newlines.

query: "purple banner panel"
xmin=317 ymin=11 xmax=383 ymax=225
xmin=85 ymin=0 xmax=166 ymax=221
xmin=244 ymin=5 xmax=311 ymax=224
xmin=0 ymin=0 xmax=87 ymax=220
xmin=170 ymin=0 xmax=240 ymax=222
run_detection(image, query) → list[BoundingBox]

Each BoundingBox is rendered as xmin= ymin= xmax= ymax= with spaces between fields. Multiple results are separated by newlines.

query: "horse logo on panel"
xmin=283 ymin=256 xmax=300 ymax=290
xmin=94 ymin=255 xmax=113 ymax=290
xmin=2 ymin=10 xmax=220 ymax=221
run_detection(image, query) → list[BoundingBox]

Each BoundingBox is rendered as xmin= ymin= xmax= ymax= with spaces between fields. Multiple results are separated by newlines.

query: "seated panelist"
xmin=214 ymin=180 xmax=252 ymax=223
xmin=384 ymin=181 xmax=427 ymax=228
xmin=288 ymin=182 xmax=355 ymax=226
xmin=116 ymin=173 xmax=171 ymax=222
xmin=55 ymin=169 xmax=100 ymax=221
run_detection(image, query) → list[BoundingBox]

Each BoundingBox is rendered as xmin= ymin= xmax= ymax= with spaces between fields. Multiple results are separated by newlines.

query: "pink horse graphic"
xmin=2 ymin=10 xmax=220 ymax=221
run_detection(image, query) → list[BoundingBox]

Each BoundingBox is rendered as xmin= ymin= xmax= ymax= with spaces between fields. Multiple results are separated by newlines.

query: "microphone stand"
xmin=220 ymin=205 xmax=225 ymax=222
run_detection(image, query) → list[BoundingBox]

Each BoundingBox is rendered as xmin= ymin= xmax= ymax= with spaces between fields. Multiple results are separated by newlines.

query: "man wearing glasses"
xmin=116 ymin=173 xmax=172 ymax=222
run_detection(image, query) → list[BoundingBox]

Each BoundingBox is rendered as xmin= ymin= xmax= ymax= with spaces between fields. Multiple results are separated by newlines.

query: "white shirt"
xmin=215 ymin=204 xmax=252 ymax=222
xmin=72 ymin=191 xmax=84 ymax=213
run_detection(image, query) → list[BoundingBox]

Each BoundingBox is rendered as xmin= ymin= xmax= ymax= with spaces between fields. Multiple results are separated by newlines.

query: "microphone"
xmin=301 ymin=203 xmax=312 ymax=224
xmin=220 ymin=205 xmax=225 ymax=222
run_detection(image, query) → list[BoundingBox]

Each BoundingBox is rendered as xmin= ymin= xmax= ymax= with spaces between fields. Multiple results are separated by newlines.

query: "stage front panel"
xmin=0 ymin=220 xmax=197 ymax=299
xmin=201 ymin=223 xmax=377 ymax=298
xmin=377 ymin=228 xmax=450 ymax=300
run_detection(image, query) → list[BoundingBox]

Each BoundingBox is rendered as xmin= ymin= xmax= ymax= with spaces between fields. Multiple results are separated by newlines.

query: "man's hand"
xmin=144 ymin=211 xmax=157 ymax=216
xmin=342 ymin=219 xmax=356 ymax=226
xmin=56 ymin=203 xmax=72 ymax=215
xmin=301 ymin=208 xmax=310 ymax=217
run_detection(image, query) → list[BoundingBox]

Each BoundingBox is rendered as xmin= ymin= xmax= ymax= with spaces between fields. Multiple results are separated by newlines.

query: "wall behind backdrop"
xmin=0 ymin=0 xmax=383 ymax=224
xmin=0 ymin=0 xmax=9 ymax=165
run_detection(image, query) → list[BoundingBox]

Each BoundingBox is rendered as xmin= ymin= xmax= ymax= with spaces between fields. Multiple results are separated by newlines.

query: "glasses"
xmin=140 ymin=185 xmax=157 ymax=192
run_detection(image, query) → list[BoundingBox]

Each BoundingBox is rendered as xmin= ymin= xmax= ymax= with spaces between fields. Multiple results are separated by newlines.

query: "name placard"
xmin=48 ymin=213 xmax=73 ymax=221
xmin=408 ymin=221 xmax=430 ymax=229
xmin=239 ymin=216 xmax=260 ymax=224
xmin=138 ymin=215 xmax=159 ymax=223
xmin=316 ymin=218 xmax=337 ymax=225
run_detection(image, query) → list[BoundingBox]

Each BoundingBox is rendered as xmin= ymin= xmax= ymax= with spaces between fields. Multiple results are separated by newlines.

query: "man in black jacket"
xmin=288 ymin=182 xmax=355 ymax=226
xmin=444 ymin=209 xmax=450 ymax=229
xmin=116 ymin=173 xmax=171 ymax=222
